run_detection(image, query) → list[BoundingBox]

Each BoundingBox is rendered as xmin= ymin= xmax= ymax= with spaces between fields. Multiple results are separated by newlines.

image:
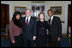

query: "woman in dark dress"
xmin=36 ymin=12 xmax=48 ymax=47
xmin=9 ymin=11 xmax=24 ymax=47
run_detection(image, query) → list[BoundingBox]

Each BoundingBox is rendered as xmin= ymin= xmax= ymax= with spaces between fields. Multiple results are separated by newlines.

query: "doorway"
xmin=1 ymin=4 xmax=9 ymax=32
xmin=67 ymin=4 xmax=71 ymax=44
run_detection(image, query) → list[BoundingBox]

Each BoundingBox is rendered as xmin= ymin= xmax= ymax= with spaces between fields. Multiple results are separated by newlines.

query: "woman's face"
xmin=39 ymin=14 xmax=44 ymax=20
xmin=16 ymin=14 xmax=20 ymax=20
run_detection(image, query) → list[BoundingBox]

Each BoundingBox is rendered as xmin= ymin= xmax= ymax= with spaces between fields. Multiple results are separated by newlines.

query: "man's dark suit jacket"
xmin=48 ymin=16 xmax=62 ymax=41
xmin=22 ymin=16 xmax=36 ymax=41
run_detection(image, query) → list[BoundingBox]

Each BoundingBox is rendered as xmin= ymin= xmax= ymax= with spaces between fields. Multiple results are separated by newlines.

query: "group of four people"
xmin=9 ymin=9 xmax=62 ymax=47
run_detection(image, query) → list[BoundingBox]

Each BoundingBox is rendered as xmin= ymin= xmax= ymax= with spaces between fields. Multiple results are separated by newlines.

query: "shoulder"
xmin=10 ymin=20 xmax=14 ymax=24
xmin=31 ymin=17 xmax=36 ymax=21
xmin=54 ymin=16 xmax=60 ymax=20
xmin=9 ymin=20 xmax=14 ymax=26
xmin=54 ymin=16 xmax=61 ymax=23
xmin=21 ymin=17 xmax=26 ymax=21
xmin=22 ymin=17 xmax=26 ymax=19
xmin=37 ymin=21 xmax=40 ymax=23
xmin=44 ymin=21 xmax=48 ymax=23
xmin=36 ymin=21 xmax=40 ymax=25
xmin=31 ymin=17 xmax=34 ymax=19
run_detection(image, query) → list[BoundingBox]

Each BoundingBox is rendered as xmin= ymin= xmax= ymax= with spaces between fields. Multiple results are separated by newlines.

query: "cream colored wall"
xmin=1 ymin=1 xmax=71 ymax=34
xmin=45 ymin=1 xmax=71 ymax=34
xmin=45 ymin=1 xmax=65 ymax=21
xmin=12 ymin=1 xmax=31 ymax=17
xmin=1 ymin=1 xmax=13 ymax=22
xmin=1 ymin=1 xmax=70 ymax=21
xmin=13 ymin=1 xmax=31 ymax=12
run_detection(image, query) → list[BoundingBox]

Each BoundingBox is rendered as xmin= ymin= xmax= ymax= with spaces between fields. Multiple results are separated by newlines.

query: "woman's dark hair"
xmin=12 ymin=11 xmax=22 ymax=28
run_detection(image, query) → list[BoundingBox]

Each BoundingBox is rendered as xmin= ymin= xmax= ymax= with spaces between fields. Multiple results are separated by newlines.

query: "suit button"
xmin=39 ymin=34 xmax=40 ymax=35
xmin=42 ymin=27 xmax=44 ymax=29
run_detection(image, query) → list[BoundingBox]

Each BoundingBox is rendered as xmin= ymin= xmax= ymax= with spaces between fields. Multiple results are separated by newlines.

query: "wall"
xmin=45 ymin=1 xmax=66 ymax=21
xmin=1 ymin=1 xmax=31 ymax=21
xmin=45 ymin=1 xmax=71 ymax=34
xmin=12 ymin=1 xmax=31 ymax=13
xmin=1 ymin=1 xmax=13 ymax=22
xmin=1 ymin=1 xmax=71 ymax=34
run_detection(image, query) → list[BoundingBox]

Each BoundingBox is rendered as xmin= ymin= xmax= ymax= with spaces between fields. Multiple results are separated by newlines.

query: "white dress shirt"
xmin=25 ymin=16 xmax=31 ymax=23
xmin=50 ymin=15 xmax=54 ymax=24
xmin=50 ymin=15 xmax=54 ymax=22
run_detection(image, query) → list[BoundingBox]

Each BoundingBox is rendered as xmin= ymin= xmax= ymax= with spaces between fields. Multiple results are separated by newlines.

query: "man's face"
xmin=26 ymin=10 xmax=31 ymax=17
xmin=48 ymin=11 xmax=53 ymax=17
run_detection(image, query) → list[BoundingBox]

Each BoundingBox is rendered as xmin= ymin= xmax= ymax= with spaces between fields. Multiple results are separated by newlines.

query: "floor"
xmin=1 ymin=37 xmax=71 ymax=47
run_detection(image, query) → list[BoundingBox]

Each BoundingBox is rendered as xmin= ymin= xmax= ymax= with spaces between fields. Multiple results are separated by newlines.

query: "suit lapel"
xmin=49 ymin=16 xmax=55 ymax=26
xmin=28 ymin=17 xmax=32 ymax=26
xmin=52 ymin=16 xmax=56 ymax=25
xmin=48 ymin=19 xmax=50 ymax=25
xmin=24 ymin=17 xmax=27 ymax=27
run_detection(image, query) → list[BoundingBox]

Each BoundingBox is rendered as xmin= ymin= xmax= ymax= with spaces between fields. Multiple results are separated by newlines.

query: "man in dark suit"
xmin=22 ymin=9 xmax=36 ymax=47
xmin=47 ymin=9 xmax=62 ymax=47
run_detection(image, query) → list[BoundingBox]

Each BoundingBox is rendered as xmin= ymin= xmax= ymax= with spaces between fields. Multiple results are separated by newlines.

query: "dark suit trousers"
xmin=49 ymin=41 xmax=61 ymax=47
xmin=23 ymin=37 xmax=35 ymax=47
xmin=36 ymin=35 xmax=47 ymax=47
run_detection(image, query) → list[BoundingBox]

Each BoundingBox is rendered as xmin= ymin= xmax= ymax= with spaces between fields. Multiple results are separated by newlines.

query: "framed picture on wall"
xmin=15 ymin=7 xmax=26 ymax=15
xmin=50 ymin=6 xmax=62 ymax=15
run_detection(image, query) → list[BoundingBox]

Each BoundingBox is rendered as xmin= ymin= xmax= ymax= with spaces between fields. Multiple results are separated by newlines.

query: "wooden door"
xmin=68 ymin=4 xmax=71 ymax=27
xmin=1 ymin=4 xmax=9 ymax=32
xmin=67 ymin=4 xmax=71 ymax=43
xmin=67 ymin=4 xmax=71 ymax=38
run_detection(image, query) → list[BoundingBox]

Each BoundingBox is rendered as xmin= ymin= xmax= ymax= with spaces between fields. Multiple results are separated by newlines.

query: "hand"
xmin=58 ymin=37 xmax=61 ymax=41
xmin=33 ymin=36 xmax=36 ymax=40
xmin=12 ymin=40 xmax=15 ymax=44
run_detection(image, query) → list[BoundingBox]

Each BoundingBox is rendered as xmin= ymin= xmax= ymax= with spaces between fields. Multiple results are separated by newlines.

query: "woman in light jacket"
xmin=9 ymin=11 xmax=24 ymax=47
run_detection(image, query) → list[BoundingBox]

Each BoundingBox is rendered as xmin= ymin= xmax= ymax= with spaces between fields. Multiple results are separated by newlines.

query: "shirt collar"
xmin=50 ymin=15 xmax=54 ymax=21
xmin=25 ymin=16 xmax=31 ymax=22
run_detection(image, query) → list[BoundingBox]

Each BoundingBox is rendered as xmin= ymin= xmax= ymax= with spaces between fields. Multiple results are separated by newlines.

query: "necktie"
xmin=26 ymin=18 xmax=28 ymax=26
